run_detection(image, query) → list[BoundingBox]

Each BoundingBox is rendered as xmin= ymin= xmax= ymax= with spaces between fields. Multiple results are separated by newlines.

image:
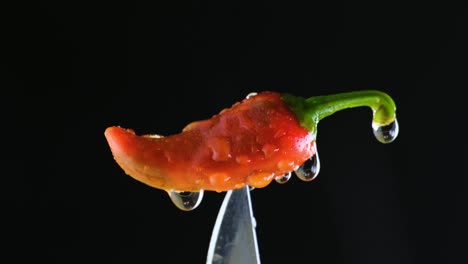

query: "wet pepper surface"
xmin=105 ymin=92 xmax=315 ymax=192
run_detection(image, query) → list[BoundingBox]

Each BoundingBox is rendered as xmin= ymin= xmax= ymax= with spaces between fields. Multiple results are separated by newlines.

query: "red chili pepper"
xmin=105 ymin=90 xmax=398 ymax=208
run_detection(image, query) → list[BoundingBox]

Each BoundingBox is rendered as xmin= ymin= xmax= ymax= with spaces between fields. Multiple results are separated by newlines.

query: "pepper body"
xmin=105 ymin=92 xmax=315 ymax=192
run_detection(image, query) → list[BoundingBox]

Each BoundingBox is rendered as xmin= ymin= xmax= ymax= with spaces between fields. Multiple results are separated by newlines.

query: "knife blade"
xmin=206 ymin=186 xmax=261 ymax=264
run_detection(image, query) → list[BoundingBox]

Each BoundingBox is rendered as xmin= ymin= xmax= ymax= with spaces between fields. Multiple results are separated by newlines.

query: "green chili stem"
xmin=282 ymin=90 xmax=397 ymax=136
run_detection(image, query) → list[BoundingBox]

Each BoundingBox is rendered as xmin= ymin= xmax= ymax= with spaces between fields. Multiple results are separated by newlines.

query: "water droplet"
xmin=262 ymin=144 xmax=279 ymax=158
xmin=247 ymin=172 xmax=275 ymax=188
xmin=295 ymin=152 xmax=320 ymax=182
xmin=275 ymin=172 xmax=292 ymax=184
xmin=208 ymin=137 xmax=232 ymax=161
xmin=246 ymin=92 xmax=258 ymax=99
xmin=168 ymin=190 xmax=204 ymax=211
xmin=209 ymin=172 xmax=231 ymax=190
xmin=277 ymin=160 xmax=295 ymax=171
xmin=274 ymin=129 xmax=286 ymax=139
xmin=235 ymin=155 xmax=251 ymax=165
xmin=147 ymin=173 xmax=166 ymax=187
xmin=372 ymin=119 xmax=399 ymax=144
xmin=234 ymin=183 xmax=246 ymax=189
xmin=142 ymin=134 xmax=164 ymax=139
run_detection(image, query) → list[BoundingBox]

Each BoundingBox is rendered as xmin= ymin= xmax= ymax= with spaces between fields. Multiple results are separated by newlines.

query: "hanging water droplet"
xmin=168 ymin=190 xmax=204 ymax=211
xmin=246 ymin=92 xmax=258 ymax=99
xmin=275 ymin=172 xmax=292 ymax=184
xmin=295 ymin=152 xmax=320 ymax=182
xmin=372 ymin=119 xmax=399 ymax=144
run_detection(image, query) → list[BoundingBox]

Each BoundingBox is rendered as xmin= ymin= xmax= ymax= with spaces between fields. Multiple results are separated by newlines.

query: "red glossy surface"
xmin=105 ymin=92 xmax=315 ymax=192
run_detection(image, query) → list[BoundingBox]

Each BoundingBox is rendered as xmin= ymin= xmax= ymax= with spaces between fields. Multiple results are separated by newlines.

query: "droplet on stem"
xmin=295 ymin=148 xmax=320 ymax=182
xmin=275 ymin=172 xmax=292 ymax=184
xmin=372 ymin=119 xmax=399 ymax=143
xmin=168 ymin=190 xmax=204 ymax=211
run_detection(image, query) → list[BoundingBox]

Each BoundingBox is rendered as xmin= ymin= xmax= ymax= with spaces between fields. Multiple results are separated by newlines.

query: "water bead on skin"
xmin=105 ymin=90 xmax=399 ymax=210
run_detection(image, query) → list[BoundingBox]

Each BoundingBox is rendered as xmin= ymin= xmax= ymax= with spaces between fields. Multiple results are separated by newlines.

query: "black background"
xmin=3 ymin=1 xmax=467 ymax=263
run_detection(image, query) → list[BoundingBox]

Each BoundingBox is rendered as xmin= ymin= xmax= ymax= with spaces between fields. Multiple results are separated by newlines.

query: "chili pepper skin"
xmin=105 ymin=90 xmax=398 ymax=193
xmin=105 ymin=92 xmax=315 ymax=192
